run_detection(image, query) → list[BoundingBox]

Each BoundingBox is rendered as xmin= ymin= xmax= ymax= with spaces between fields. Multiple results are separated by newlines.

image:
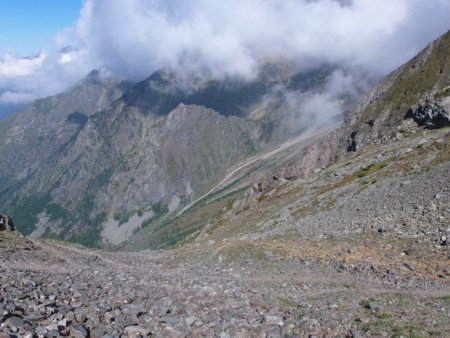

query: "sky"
xmin=0 ymin=0 xmax=82 ymax=55
xmin=1 ymin=0 xmax=450 ymax=118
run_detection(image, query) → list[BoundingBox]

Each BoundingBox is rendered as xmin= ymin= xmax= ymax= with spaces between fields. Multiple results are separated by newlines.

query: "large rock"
xmin=0 ymin=213 xmax=15 ymax=231
xmin=405 ymin=96 xmax=450 ymax=129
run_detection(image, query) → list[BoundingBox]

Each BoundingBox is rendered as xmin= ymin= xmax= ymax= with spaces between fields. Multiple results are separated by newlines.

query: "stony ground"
xmin=1 ymin=229 xmax=450 ymax=338
xmin=1 ymin=127 xmax=450 ymax=338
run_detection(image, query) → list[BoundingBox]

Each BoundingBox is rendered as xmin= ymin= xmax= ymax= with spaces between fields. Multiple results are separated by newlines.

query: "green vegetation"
xmin=152 ymin=202 xmax=169 ymax=219
xmin=391 ymin=324 xmax=425 ymax=338
xmin=10 ymin=193 xmax=68 ymax=235
xmin=318 ymin=161 xmax=388 ymax=197
xmin=33 ymin=98 xmax=54 ymax=115
xmin=357 ymin=163 xmax=387 ymax=178
xmin=116 ymin=157 xmax=130 ymax=172
xmin=219 ymin=242 xmax=266 ymax=262
xmin=67 ymin=211 xmax=106 ymax=248
xmin=343 ymin=283 xmax=356 ymax=289
xmin=434 ymin=86 xmax=450 ymax=100
xmin=114 ymin=210 xmax=138 ymax=226
xmin=91 ymin=168 xmax=113 ymax=188
xmin=117 ymin=187 xmax=246 ymax=251
xmin=377 ymin=311 xmax=394 ymax=319
xmin=141 ymin=202 xmax=169 ymax=229
xmin=357 ymin=31 xmax=450 ymax=130
xmin=46 ymin=203 xmax=68 ymax=221
xmin=360 ymin=298 xmax=376 ymax=309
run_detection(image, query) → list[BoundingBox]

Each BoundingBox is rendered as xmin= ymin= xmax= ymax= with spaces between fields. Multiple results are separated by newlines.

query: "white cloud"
xmin=0 ymin=48 xmax=95 ymax=108
xmin=0 ymin=51 xmax=47 ymax=78
xmin=279 ymin=68 xmax=371 ymax=127
xmin=75 ymin=0 xmax=450 ymax=80
xmin=53 ymin=27 xmax=76 ymax=50
xmin=58 ymin=48 xmax=77 ymax=65
xmin=1 ymin=0 xmax=450 ymax=115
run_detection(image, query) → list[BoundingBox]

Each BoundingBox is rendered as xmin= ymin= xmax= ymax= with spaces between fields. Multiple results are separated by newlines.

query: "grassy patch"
xmin=344 ymin=283 xmax=357 ymax=289
xmin=363 ymin=319 xmax=386 ymax=336
xmin=357 ymin=162 xmax=387 ymax=178
xmin=219 ymin=242 xmax=266 ymax=261
xmin=430 ymin=133 xmax=450 ymax=165
xmin=317 ymin=159 xmax=389 ymax=198
xmin=360 ymin=298 xmax=376 ymax=309
xmin=434 ymin=86 xmax=450 ymax=100
xmin=118 ymin=188 xmax=248 ymax=251
xmin=428 ymin=330 xmax=442 ymax=336
xmin=392 ymin=324 xmax=425 ymax=338
xmin=377 ymin=311 xmax=394 ymax=319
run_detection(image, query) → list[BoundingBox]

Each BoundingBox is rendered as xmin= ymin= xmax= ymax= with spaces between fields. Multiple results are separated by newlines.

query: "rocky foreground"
xmin=1 ymin=127 xmax=450 ymax=338
xmin=1 ymin=225 xmax=450 ymax=338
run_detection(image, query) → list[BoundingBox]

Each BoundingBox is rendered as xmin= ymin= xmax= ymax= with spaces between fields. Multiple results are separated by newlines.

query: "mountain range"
xmin=0 ymin=31 xmax=449 ymax=253
xmin=0 ymin=61 xmax=360 ymax=248
xmin=1 ymin=27 xmax=450 ymax=338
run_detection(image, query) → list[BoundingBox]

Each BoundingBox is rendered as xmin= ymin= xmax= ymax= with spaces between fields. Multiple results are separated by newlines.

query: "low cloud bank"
xmin=1 ymin=0 xmax=449 ymax=116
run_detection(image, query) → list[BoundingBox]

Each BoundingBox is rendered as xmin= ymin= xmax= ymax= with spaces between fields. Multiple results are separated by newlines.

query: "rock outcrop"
xmin=405 ymin=95 xmax=450 ymax=129
xmin=0 ymin=213 xmax=15 ymax=232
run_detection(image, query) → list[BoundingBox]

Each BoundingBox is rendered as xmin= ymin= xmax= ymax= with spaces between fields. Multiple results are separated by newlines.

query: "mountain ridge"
xmin=0 ymin=62 xmax=362 ymax=247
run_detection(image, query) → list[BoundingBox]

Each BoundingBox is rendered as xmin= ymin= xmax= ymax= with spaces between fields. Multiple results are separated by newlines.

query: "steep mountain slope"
xmin=121 ymin=31 xmax=450 ymax=252
xmin=0 ymin=72 xmax=132 ymax=232
xmin=0 ymin=70 xmax=130 ymax=186
xmin=343 ymin=29 xmax=450 ymax=151
xmin=0 ymin=63 xmax=361 ymax=247
xmin=257 ymin=29 xmax=450 ymax=186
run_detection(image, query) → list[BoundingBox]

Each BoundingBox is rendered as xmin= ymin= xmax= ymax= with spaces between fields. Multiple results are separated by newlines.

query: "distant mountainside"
xmin=6 ymin=30 xmax=447 ymax=250
xmin=0 ymin=63 xmax=360 ymax=247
